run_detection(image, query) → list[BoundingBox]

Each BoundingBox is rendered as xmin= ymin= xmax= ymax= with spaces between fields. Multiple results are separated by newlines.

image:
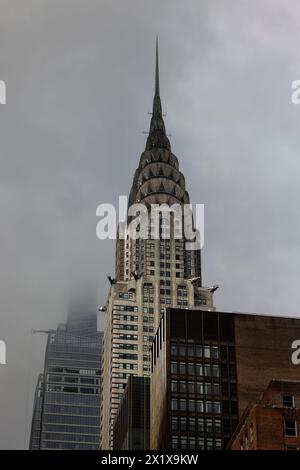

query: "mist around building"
xmin=26 ymin=39 xmax=300 ymax=458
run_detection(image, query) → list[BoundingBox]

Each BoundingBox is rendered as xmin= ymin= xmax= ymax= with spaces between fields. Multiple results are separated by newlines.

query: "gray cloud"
xmin=0 ymin=0 xmax=300 ymax=448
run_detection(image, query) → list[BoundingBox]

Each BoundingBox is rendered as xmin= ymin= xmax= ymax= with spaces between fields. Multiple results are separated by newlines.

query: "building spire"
xmin=146 ymin=38 xmax=170 ymax=151
xmin=155 ymin=35 xmax=159 ymax=97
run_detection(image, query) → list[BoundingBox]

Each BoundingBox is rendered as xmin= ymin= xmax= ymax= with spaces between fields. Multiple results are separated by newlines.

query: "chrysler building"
xmin=100 ymin=40 xmax=217 ymax=449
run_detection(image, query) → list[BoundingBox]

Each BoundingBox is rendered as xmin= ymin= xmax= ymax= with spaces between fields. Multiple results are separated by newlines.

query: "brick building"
xmin=229 ymin=380 xmax=300 ymax=450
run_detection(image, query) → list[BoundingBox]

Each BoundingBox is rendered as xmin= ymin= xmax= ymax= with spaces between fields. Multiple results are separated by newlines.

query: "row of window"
xmin=48 ymin=367 xmax=100 ymax=376
xmin=46 ymin=386 xmax=100 ymax=395
xmin=44 ymin=424 xmax=99 ymax=435
xmin=44 ymin=404 xmax=100 ymax=416
xmin=171 ymin=343 xmax=219 ymax=359
xmin=171 ymin=435 xmax=222 ymax=450
xmin=171 ymin=380 xmax=221 ymax=396
xmin=113 ymin=324 xmax=138 ymax=331
xmin=113 ymin=363 xmax=138 ymax=370
xmin=171 ymin=415 xmax=222 ymax=434
xmin=113 ymin=334 xmax=138 ymax=341
xmin=171 ymin=362 xmax=220 ymax=378
xmin=143 ymin=307 xmax=154 ymax=313
xmin=118 ymin=292 xmax=134 ymax=300
xmin=45 ymin=392 xmax=100 ymax=405
xmin=112 ymin=372 xmax=135 ymax=380
xmin=48 ymin=375 xmax=99 ymax=385
xmin=113 ymin=323 xmax=155 ymax=333
xmin=143 ymin=316 xmax=154 ymax=323
xmin=171 ymin=398 xmax=221 ymax=414
xmin=112 ymin=353 xmax=138 ymax=360
xmin=113 ymin=343 xmax=138 ymax=351
xmin=42 ymin=432 xmax=99 ymax=443
xmin=113 ymin=305 xmax=138 ymax=312
xmin=42 ymin=441 xmax=98 ymax=450
xmin=43 ymin=413 xmax=100 ymax=426
xmin=113 ymin=314 xmax=138 ymax=322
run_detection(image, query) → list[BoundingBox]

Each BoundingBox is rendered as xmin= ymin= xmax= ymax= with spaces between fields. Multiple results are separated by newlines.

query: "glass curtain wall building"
xmin=29 ymin=312 xmax=103 ymax=450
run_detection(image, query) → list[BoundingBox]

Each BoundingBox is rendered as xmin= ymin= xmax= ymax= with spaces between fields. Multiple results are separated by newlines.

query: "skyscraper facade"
xmin=29 ymin=312 xmax=103 ymax=450
xmin=150 ymin=308 xmax=300 ymax=450
xmin=113 ymin=376 xmax=150 ymax=450
xmin=100 ymin=40 xmax=217 ymax=449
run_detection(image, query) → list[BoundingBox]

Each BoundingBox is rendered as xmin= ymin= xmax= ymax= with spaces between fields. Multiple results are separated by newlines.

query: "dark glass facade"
xmin=168 ymin=340 xmax=238 ymax=449
xmin=29 ymin=312 xmax=103 ymax=450
xmin=113 ymin=376 xmax=150 ymax=450
xmin=151 ymin=309 xmax=239 ymax=450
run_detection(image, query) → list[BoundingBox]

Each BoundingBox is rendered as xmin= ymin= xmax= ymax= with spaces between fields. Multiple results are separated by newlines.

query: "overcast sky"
xmin=1 ymin=0 xmax=300 ymax=449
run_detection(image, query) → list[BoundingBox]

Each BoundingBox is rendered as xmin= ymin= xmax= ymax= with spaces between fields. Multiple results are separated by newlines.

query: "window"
xmin=283 ymin=394 xmax=294 ymax=408
xmin=215 ymin=419 xmax=222 ymax=434
xmin=171 ymin=416 xmax=178 ymax=431
xmin=171 ymin=399 xmax=178 ymax=411
xmin=143 ymin=316 xmax=154 ymax=323
xmin=212 ymin=365 xmax=220 ymax=378
xmin=180 ymin=436 xmax=187 ymax=449
xmin=213 ymin=383 xmax=221 ymax=395
xmin=171 ymin=435 xmax=178 ymax=449
xmin=171 ymin=380 xmax=178 ymax=392
xmin=143 ymin=326 xmax=154 ymax=333
xmin=189 ymin=417 xmax=196 ymax=432
xmin=214 ymin=401 xmax=221 ymax=414
xmin=197 ymin=400 xmax=204 ymax=413
xmin=249 ymin=424 xmax=254 ymax=443
xmin=180 ymin=399 xmax=187 ymax=411
xmin=188 ymin=400 xmax=195 ymax=412
xmin=189 ymin=436 xmax=196 ymax=450
xmin=196 ymin=382 xmax=204 ymax=394
xmin=285 ymin=420 xmax=297 ymax=436
xmin=206 ymin=418 xmax=213 ymax=433
xmin=205 ymin=401 xmax=213 ymax=413
xmin=206 ymin=438 xmax=213 ymax=450
xmin=215 ymin=439 xmax=222 ymax=450
xmin=198 ymin=437 xmax=205 ymax=450
xmin=197 ymin=417 xmax=204 ymax=432
xmin=180 ymin=416 xmax=187 ymax=431
xmin=211 ymin=346 xmax=219 ymax=359
xmin=195 ymin=364 xmax=203 ymax=376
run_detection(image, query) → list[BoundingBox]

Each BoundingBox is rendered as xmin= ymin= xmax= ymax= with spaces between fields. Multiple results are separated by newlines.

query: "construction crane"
xmin=31 ymin=329 xmax=55 ymax=335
